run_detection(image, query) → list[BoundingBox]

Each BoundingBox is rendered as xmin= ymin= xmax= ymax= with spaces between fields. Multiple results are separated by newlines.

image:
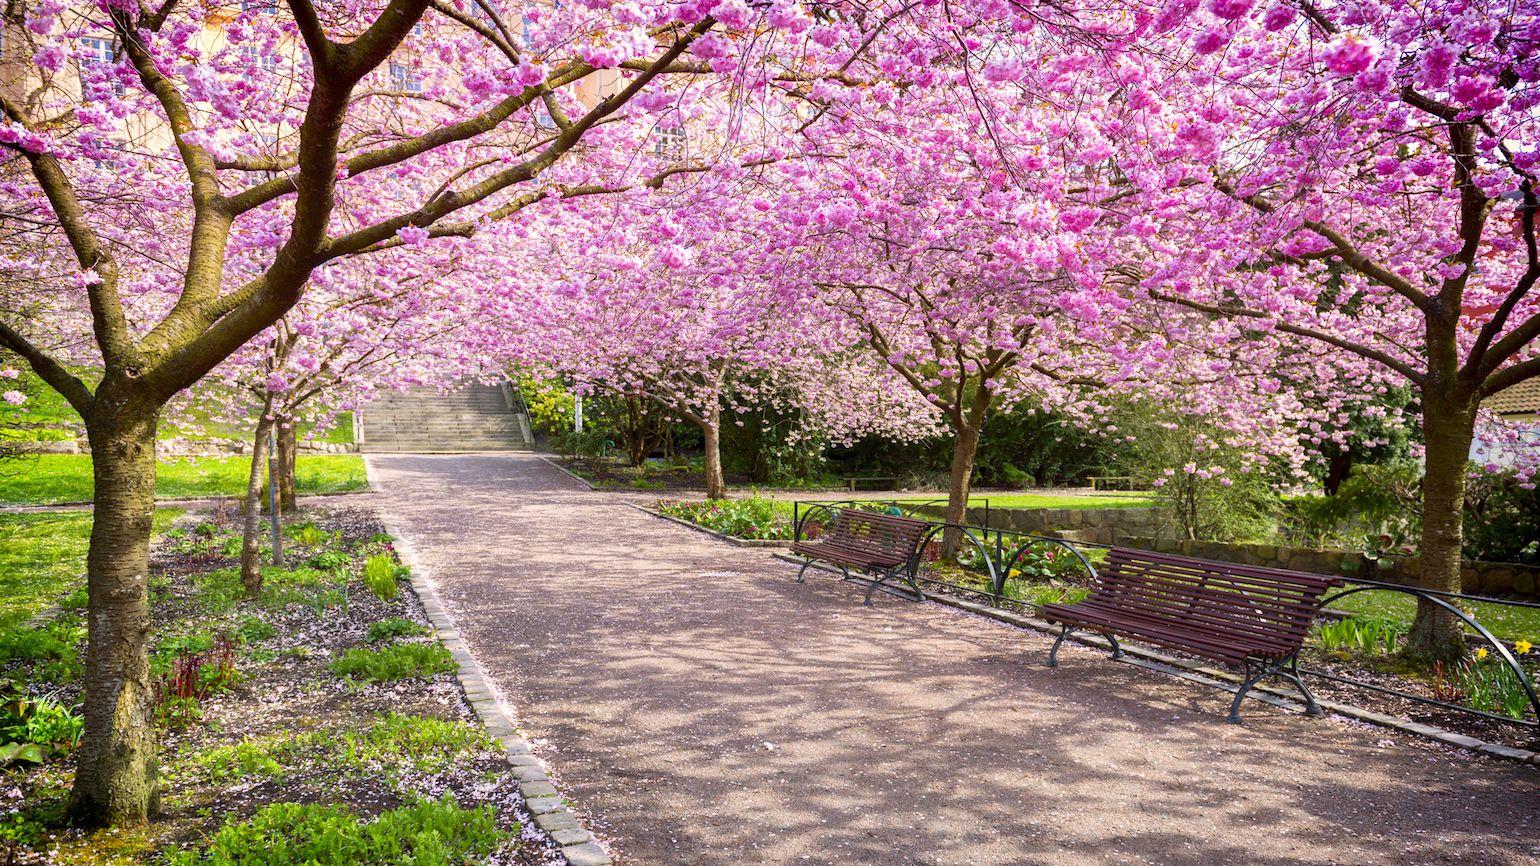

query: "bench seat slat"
xmin=1044 ymin=547 xmax=1342 ymax=668
xmin=1046 ymin=598 xmax=1287 ymax=651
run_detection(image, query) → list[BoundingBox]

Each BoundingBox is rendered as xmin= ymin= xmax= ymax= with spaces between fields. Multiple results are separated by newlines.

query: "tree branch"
xmin=1148 ymin=290 xmax=1426 ymax=384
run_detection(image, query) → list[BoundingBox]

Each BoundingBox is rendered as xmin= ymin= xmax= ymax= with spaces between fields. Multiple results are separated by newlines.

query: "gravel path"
xmin=368 ymin=453 xmax=1540 ymax=866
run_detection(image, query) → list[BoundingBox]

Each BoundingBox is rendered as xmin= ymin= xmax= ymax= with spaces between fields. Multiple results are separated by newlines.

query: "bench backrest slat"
xmin=1093 ymin=548 xmax=1341 ymax=648
xmin=819 ymin=509 xmax=929 ymax=566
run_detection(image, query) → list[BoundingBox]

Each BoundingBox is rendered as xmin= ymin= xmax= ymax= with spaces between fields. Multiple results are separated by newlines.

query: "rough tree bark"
xmin=68 ymin=397 xmax=160 ymax=825
xmin=1405 ymin=377 xmax=1477 ymax=661
xmin=240 ymin=404 xmax=276 ymax=596
xmin=277 ymin=416 xmax=296 ymax=512
xmin=700 ymin=404 xmax=726 ymax=500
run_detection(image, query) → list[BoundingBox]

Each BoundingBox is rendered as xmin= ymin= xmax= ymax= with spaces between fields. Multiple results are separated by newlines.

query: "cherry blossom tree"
xmin=494 ymin=186 xmax=862 ymax=499
xmin=1119 ymin=0 xmax=1540 ymax=659
xmin=196 ymin=245 xmax=505 ymax=592
xmin=0 ymin=0 xmax=876 ymax=822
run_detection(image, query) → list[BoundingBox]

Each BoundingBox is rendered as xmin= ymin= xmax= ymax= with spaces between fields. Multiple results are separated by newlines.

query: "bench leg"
xmin=1105 ymin=633 xmax=1123 ymax=660
xmin=903 ymin=567 xmax=927 ymax=603
xmin=1047 ymin=625 xmax=1076 ymax=668
xmin=1280 ymin=654 xmax=1323 ymax=718
xmin=1228 ymin=659 xmax=1269 ymax=724
xmin=862 ymin=571 xmax=882 ymax=605
xmin=795 ymin=560 xmax=813 ymax=584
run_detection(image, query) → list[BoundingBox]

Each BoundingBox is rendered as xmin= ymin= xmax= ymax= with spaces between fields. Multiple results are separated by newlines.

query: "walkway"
xmin=368 ymin=453 xmax=1540 ymax=866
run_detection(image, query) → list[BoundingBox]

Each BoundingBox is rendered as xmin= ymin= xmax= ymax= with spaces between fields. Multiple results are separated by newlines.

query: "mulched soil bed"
xmin=556 ymin=457 xmax=745 ymax=491
xmin=0 ymin=503 xmax=557 ymax=864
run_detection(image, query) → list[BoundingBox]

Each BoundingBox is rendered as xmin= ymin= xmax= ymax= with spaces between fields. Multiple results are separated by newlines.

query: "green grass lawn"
xmin=0 ymin=510 xmax=180 ymax=629
xmin=0 ymin=454 xmax=368 ymax=506
xmin=1327 ymin=585 xmax=1540 ymax=647
xmin=899 ymin=493 xmax=1155 ymax=510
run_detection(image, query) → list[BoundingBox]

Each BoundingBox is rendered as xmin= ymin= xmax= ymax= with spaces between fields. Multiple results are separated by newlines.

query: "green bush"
xmin=331 ymin=643 xmax=455 ymax=683
xmin=236 ymin=616 xmax=277 ymax=644
xmin=165 ymin=797 xmax=506 ymax=866
xmin=1463 ymin=470 xmax=1540 ymax=565
xmin=362 ymin=555 xmax=401 ymax=601
xmin=365 ymin=618 xmax=428 ymax=642
xmin=1118 ymin=406 xmax=1280 ymax=542
xmin=656 ymin=496 xmax=790 ymax=540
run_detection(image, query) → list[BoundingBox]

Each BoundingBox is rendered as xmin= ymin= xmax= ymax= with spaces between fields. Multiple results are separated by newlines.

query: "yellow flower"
xmin=1516 ymin=640 xmax=1533 ymax=655
xmin=1475 ymin=647 xmax=1488 ymax=661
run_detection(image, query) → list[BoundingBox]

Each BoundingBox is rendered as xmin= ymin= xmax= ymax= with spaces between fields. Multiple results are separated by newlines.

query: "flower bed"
xmin=655 ymin=497 xmax=793 ymax=541
xmin=0 ymin=504 xmax=556 ymax=864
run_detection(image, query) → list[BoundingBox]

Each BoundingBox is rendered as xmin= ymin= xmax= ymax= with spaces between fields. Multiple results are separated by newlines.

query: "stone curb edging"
xmin=773 ymin=554 xmax=1540 ymax=769
xmin=624 ymin=503 xmax=788 ymax=548
xmin=532 ymin=454 xmax=597 ymax=491
xmin=368 ymin=474 xmax=612 ymax=864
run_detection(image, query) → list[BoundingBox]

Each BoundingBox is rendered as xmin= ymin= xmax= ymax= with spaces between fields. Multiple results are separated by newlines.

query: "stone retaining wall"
xmin=917 ymin=503 xmax=1538 ymax=598
xmin=915 ymin=503 xmax=1171 ymax=541
xmin=1113 ymin=535 xmax=1539 ymax=598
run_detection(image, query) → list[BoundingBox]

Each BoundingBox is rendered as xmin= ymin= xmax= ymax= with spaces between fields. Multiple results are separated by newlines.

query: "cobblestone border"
xmin=624 ymin=503 xmax=787 ymax=548
xmin=366 ymin=458 xmax=615 ymax=866
xmin=532 ymin=454 xmax=597 ymax=491
xmin=777 ymin=554 xmax=1540 ymax=769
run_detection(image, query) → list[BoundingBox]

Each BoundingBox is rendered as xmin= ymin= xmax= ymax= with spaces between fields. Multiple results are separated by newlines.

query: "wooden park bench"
xmin=792 ymin=509 xmax=930 ymax=604
xmin=1088 ymin=475 xmax=1135 ymax=491
xmin=843 ymin=475 xmax=898 ymax=491
xmin=1039 ymin=548 xmax=1342 ymax=723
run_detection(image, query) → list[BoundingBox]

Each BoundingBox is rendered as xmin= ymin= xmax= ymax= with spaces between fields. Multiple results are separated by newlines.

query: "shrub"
xmin=331 ymin=643 xmax=455 ymax=683
xmin=656 ymin=496 xmax=790 ymax=540
xmin=1463 ymin=470 xmax=1540 ymax=565
xmin=366 ymin=618 xmax=428 ymax=642
xmin=362 ymin=555 xmax=402 ymax=601
xmin=1433 ymin=653 xmax=1536 ymax=720
xmin=164 ymin=797 xmax=506 ymax=866
xmin=1020 ymin=584 xmax=1090 ymax=608
xmin=154 ymin=633 xmax=238 ymax=728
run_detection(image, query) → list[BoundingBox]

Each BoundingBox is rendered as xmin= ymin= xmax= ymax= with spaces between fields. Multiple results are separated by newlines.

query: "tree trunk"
xmin=240 ymin=413 xmax=274 ymax=597
xmin=67 ymin=402 xmax=160 ymax=826
xmin=277 ymin=416 xmax=296 ymax=512
xmin=1405 ymin=384 xmax=1476 ymax=662
xmin=1323 ymin=447 xmax=1352 ymax=497
xmin=701 ymin=408 xmax=726 ymax=500
xmin=942 ymin=424 xmax=981 ymax=556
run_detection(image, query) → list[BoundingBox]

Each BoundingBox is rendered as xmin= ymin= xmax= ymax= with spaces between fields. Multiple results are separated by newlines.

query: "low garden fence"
xmin=791 ymin=499 xmax=1540 ymax=735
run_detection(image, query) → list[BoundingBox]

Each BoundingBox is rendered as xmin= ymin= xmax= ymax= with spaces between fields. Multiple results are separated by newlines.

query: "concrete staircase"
xmin=358 ymin=383 xmax=533 ymax=452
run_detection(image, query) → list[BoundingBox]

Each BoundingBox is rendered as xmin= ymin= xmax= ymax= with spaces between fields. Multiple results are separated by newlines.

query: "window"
xmin=240 ymin=42 xmax=278 ymax=71
xmin=653 ymin=125 xmax=686 ymax=159
xmin=79 ymin=37 xmax=123 ymax=94
xmin=388 ymin=61 xmax=422 ymax=94
xmin=79 ymin=37 xmax=113 ymax=66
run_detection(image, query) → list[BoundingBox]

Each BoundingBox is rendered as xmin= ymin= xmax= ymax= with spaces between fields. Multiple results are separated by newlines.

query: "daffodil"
xmin=1516 ymin=640 xmax=1533 ymax=655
